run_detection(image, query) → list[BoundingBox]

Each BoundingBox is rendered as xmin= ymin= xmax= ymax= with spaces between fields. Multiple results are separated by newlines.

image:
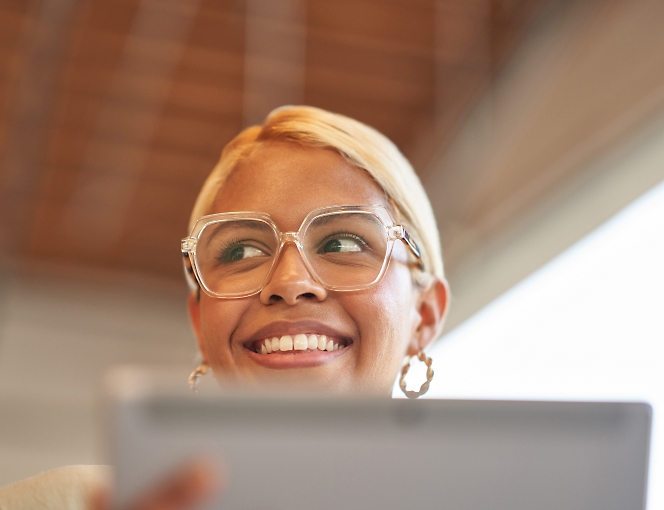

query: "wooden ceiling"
xmin=0 ymin=0 xmax=548 ymax=280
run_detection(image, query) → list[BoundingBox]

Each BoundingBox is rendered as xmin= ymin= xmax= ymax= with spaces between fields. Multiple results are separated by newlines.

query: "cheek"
xmin=338 ymin=265 xmax=418 ymax=393
xmin=198 ymin=298 xmax=246 ymax=361
xmin=349 ymin=266 xmax=417 ymax=357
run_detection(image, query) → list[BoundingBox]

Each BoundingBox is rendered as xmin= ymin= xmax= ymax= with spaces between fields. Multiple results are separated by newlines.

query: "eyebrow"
xmin=310 ymin=212 xmax=383 ymax=228
xmin=201 ymin=220 xmax=274 ymax=248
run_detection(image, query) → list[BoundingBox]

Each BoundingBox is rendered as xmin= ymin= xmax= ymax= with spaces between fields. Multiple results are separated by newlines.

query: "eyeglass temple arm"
xmin=181 ymin=237 xmax=200 ymax=290
xmin=390 ymin=226 xmax=425 ymax=271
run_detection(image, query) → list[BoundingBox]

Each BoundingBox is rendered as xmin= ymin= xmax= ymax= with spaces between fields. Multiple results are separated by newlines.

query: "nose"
xmin=259 ymin=243 xmax=328 ymax=305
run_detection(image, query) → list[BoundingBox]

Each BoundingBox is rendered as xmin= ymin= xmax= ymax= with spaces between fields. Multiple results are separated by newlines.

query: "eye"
xmin=219 ymin=243 xmax=268 ymax=263
xmin=318 ymin=234 xmax=367 ymax=253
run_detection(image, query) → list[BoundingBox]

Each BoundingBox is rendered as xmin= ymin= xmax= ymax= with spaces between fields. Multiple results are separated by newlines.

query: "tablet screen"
xmin=106 ymin=370 xmax=651 ymax=510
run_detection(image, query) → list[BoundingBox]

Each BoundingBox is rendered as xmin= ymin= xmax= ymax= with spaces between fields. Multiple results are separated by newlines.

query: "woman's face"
xmin=189 ymin=141 xmax=431 ymax=395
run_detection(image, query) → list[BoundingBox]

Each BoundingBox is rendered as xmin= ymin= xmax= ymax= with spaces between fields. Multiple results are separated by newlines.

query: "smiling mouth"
xmin=250 ymin=334 xmax=351 ymax=354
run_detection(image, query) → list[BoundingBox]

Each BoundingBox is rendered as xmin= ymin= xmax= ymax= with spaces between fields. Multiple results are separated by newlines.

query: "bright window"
xmin=396 ymin=178 xmax=664 ymax=509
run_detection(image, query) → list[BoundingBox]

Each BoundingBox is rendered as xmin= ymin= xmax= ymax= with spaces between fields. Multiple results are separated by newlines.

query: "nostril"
xmin=259 ymin=253 xmax=328 ymax=304
xmin=268 ymin=291 xmax=317 ymax=305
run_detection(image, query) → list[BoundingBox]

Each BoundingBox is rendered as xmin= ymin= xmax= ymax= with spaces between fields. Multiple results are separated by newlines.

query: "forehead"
xmin=211 ymin=141 xmax=389 ymax=229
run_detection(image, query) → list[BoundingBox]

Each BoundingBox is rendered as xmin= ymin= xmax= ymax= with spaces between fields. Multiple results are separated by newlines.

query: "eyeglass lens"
xmin=195 ymin=212 xmax=389 ymax=295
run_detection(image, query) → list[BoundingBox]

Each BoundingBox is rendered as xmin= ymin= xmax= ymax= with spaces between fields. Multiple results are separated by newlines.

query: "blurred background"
xmin=1 ymin=0 xmax=663 ymax=505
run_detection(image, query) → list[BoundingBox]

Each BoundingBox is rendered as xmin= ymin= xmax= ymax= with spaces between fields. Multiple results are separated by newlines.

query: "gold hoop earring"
xmin=188 ymin=362 xmax=208 ymax=392
xmin=399 ymin=351 xmax=434 ymax=399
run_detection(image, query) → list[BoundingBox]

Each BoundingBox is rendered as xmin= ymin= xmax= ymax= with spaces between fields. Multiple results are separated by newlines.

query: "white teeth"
xmin=280 ymin=335 xmax=293 ymax=351
xmin=293 ymin=334 xmax=308 ymax=350
xmin=256 ymin=334 xmax=347 ymax=354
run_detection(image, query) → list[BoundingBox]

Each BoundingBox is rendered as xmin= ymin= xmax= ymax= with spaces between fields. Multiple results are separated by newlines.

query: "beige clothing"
xmin=0 ymin=466 xmax=110 ymax=510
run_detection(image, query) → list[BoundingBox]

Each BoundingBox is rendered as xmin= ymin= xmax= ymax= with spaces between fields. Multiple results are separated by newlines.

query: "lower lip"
xmin=246 ymin=345 xmax=351 ymax=369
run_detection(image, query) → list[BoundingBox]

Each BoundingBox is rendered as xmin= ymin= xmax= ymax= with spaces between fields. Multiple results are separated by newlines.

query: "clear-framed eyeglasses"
xmin=181 ymin=204 xmax=423 ymax=299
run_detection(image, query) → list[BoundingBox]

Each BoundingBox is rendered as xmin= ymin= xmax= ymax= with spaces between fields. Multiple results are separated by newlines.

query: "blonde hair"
xmin=189 ymin=105 xmax=444 ymax=279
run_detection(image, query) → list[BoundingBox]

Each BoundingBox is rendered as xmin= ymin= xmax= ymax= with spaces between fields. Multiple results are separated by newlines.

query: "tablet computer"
xmin=105 ymin=367 xmax=651 ymax=510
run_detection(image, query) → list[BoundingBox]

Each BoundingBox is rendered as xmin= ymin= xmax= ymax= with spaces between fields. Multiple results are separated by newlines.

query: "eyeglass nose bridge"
xmin=278 ymin=231 xmax=300 ymax=245
xmin=263 ymin=230 xmax=323 ymax=291
xmin=271 ymin=230 xmax=311 ymax=270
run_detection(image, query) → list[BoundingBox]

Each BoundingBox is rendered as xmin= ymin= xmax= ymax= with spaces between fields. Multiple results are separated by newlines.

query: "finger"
xmin=126 ymin=460 xmax=222 ymax=510
xmin=89 ymin=486 xmax=109 ymax=510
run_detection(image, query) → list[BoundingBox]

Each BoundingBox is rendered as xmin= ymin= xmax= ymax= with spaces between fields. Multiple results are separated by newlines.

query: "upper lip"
xmin=241 ymin=320 xmax=354 ymax=348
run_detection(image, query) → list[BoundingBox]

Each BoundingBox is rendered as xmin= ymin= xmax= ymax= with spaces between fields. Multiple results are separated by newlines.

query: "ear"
xmin=406 ymin=277 xmax=450 ymax=356
xmin=187 ymin=291 xmax=209 ymax=363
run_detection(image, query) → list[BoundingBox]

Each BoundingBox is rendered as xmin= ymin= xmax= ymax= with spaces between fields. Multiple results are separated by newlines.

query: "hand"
xmin=91 ymin=460 xmax=222 ymax=510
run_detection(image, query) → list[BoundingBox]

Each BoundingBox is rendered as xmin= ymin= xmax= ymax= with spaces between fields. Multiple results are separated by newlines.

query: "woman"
xmin=0 ymin=105 xmax=449 ymax=509
xmin=184 ymin=104 xmax=449 ymax=395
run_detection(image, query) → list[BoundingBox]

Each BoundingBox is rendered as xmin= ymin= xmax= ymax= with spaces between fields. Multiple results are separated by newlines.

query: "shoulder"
xmin=0 ymin=465 xmax=110 ymax=510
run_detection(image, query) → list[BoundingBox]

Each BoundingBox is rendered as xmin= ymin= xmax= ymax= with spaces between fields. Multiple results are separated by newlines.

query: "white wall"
xmin=0 ymin=271 xmax=197 ymax=486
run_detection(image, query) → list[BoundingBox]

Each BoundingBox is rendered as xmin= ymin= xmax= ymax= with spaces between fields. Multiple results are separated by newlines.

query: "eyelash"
xmin=217 ymin=231 xmax=369 ymax=259
xmin=218 ymin=236 xmax=241 ymax=250
xmin=216 ymin=238 xmax=265 ymax=261
xmin=320 ymin=231 xmax=369 ymax=247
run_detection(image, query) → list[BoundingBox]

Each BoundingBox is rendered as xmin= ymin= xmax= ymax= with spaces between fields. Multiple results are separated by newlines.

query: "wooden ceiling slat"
xmin=0 ymin=6 xmax=31 ymax=138
xmin=306 ymin=26 xmax=433 ymax=59
xmin=141 ymin=152 xmax=217 ymax=187
xmin=170 ymin=46 xmax=244 ymax=85
xmin=0 ymin=81 xmax=15 ymax=113
xmin=0 ymin=47 xmax=18 ymax=80
xmin=67 ymin=39 xmax=184 ymax=77
xmin=56 ymin=78 xmax=243 ymax=124
xmin=42 ymin=127 xmax=94 ymax=170
xmin=25 ymin=198 xmax=118 ymax=264
xmin=124 ymin=179 xmax=200 ymax=226
xmin=71 ymin=2 xmax=245 ymax=62
xmin=62 ymin=31 xmax=245 ymax=89
xmin=309 ymin=0 xmax=434 ymax=51
xmin=48 ymin=95 xmax=239 ymax=159
xmin=40 ymin=154 xmax=214 ymax=196
xmin=44 ymin=130 xmax=209 ymax=171
xmin=82 ymin=0 xmax=139 ymax=36
xmin=0 ymin=0 xmax=37 ymax=16
xmin=151 ymin=115 xmax=237 ymax=156
xmin=306 ymin=65 xmax=431 ymax=106
xmin=59 ymin=66 xmax=175 ymax=105
xmin=165 ymin=80 xmax=243 ymax=117
xmin=29 ymin=164 xmax=81 ymax=202
xmin=50 ymin=92 xmax=106 ymax=139
xmin=42 ymin=124 xmax=217 ymax=187
xmin=436 ymin=0 xmax=490 ymax=18
xmin=182 ymin=3 xmax=245 ymax=53
xmin=46 ymin=140 xmax=146 ymax=181
xmin=306 ymin=37 xmax=433 ymax=83
xmin=0 ymin=10 xmax=32 ymax=46
xmin=122 ymin=231 xmax=186 ymax=277
xmin=78 ymin=108 xmax=156 ymax=146
xmin=70 ymin=31 xmax=237 ymax=72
